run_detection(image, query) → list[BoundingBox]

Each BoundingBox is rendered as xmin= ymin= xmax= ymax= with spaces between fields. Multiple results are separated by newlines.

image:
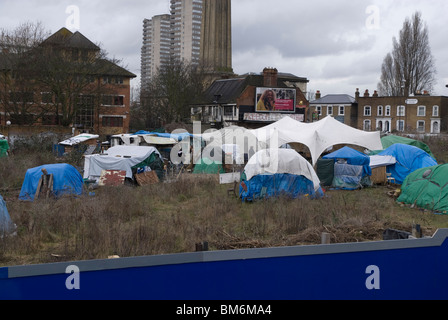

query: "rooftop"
xmin=310 ymin=94 xmax=356 ymax=105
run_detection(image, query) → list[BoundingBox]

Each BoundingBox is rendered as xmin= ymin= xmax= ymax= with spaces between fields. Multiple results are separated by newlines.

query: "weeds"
xmin=1 ymin=139 xmax=448 ymax=266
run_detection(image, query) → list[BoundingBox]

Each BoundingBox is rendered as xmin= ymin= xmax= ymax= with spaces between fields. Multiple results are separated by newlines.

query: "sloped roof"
xmin=41 ymin=28 xmax=100 ymax=51
xmin=310 ymin=94 xmax=356 ymax=105
xmin=195 ymin=72 xmax=308 ymax=105
xmin=95 ymin=59 xmax=137 ymax=78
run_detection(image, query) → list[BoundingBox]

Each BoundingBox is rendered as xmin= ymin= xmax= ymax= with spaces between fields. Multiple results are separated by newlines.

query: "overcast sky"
xmin=1 ymin=0 xmax=447 ymax=97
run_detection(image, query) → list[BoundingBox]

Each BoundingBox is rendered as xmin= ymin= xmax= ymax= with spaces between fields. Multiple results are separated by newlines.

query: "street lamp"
xmin=6 ymin=120 xmax=11 ymax=147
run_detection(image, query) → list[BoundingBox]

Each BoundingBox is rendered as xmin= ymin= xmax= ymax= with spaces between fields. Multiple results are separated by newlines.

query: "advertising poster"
xmin=255 ymin=88 xmax=296 ymax=113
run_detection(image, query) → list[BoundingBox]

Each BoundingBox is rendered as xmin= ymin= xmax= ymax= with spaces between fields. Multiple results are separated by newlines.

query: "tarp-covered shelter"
xmin=193 ymin=157 xmax=225 ymax=174
xmin=0 ymin=139 xmax=9 ymax=157
xmin=250 ymin=116 xmax=382 ymax=165
xmin=57 ymin=134 xmax=100 ymax=157
xmin=83 ymin=146 xmax=164 ymax=182
xmin=398 ymin=164 xmax=448 ymax=214
xmin=378 ymin=144 xmax=437 ymax=185
xmin=240 ymin=149 xmax=324 ymax=201
xmin=0 ymin=194 xmax=15 ymax=236
xmin=322 ymin=147 xmax=372 ymax=190
xmin=19 ymin=164 xmax=84 ymax=201
xmin=380 ymin=135 xmax=435 ymax=160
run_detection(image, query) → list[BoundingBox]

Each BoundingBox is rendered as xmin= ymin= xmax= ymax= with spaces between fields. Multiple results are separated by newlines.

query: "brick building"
xmin=0 ymin=28 xmax=136 ymax=138
xmin=309 ymin=91 xmax=358 ymax=127
xmin=356 ymin=89 xmax=448 ymax=134
xmin=190 ymin=67 xmax=309 ymax=130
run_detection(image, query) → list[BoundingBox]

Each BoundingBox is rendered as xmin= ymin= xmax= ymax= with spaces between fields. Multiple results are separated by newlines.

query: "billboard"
xmin=255 ymin=87 xmax=296 ymax=113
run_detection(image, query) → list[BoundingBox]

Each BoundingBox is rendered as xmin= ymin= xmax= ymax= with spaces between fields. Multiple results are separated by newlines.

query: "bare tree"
xmin=139 ymin=60 xmax=208 ymax=129
xmin=378 ymin=12 xmax=437 ymax=96
xmin=1 ymin=23 xmax=126 ymax=129
xmin=0 ymin=21 xmax=50 ymax=125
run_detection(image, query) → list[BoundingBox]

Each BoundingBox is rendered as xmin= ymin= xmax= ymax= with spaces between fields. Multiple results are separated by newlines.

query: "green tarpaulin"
xmin=397 ymin=164 xmax=448 ymax=214
xmin=193 ymin=157 xmax=225 ymax=174
xmin=0 ymin=140 xmax=9 ymax=158
xmin=370 ymin=135 xmax=435 ymax=160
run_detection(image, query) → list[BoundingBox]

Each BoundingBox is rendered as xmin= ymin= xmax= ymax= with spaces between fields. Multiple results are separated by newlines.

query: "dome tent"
xmin=240 ymin=149 xmax=323 ymax=201
xmin=378 ymin=144 xmax=437 ymax=185
xmin=19 ymin=164 xmax=84 ymax=201
xmin=380 ymin=135 xmax=435 ymax=160
xmin=397 ymin=164 xmax=448 ymax=214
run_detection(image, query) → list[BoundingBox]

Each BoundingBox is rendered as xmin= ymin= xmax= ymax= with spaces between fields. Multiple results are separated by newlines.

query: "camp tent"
xmin=380 ymin=135 xmax=435 ymax=160
xmin=0 ymin=194 xmax=15 ymax=237
xmin=397 ymin=164 xmax=448 ymax=214
xmin=83 ymin=146 xmax=164 ymax=182
xmin=193 ymin=157 xmax=225 ymax=174
xmin=19 ymin=164 xmax=84 ymax=201
xmin=249 ymin=116 xmax=382 ymax=165
xmin=322 ymin=146 xmax=372 ymax=190
xmin=378 ymin=144 xmax=437 ymax=185
xmin=240 ymin=149 xmax=324 ymax=201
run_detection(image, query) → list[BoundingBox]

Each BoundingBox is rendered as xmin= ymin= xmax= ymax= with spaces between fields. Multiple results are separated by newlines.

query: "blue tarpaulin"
xmin=240 ymin=173 xmax=324 ymax=202
xmin=378 ymin=143 xmax=437 ymax=185
xmin=323 ymin=146 xmax=372 ymax=176
xmin=19 ymin=164 xmax=84 ymax=201
xmin=0 ymin=194 xmax=14 ymax=236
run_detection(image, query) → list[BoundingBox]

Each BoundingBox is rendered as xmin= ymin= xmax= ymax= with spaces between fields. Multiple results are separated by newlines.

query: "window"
xmin=417 ymin=121 xmax=425 ymax=133
xmin=397 ymin=105 xmax=406 ymax=117
xmin=433 ymin=105 xmax=439 ymax=117
xmin=327 ymin=105 xmax=333 ymax=116
xmin=417 ymin=106 xmax=426 ymax=117
xmin=316 ymin=106 xmax=322 ymax=116
xmin=377 ymin=105 xmax=383 ymax=116
xmin=102 ymin=95 xmax=124 ymax=106
xmin=224 ymin=106 xmax=233 ymax=116
xmin=385 ymin=105 xmax=391 ymax=116
xmin=102 ymin=116 xmax=123 ymax=128
xmin=397 ymin=120 xmax=405 ymax=132
xmin=364 ymin=106 xmax=371 ymax=116
xmin=363 ymin=120 xmax=371 ymax=131
xmin=339 ymin=106 xmax=345 ymax=116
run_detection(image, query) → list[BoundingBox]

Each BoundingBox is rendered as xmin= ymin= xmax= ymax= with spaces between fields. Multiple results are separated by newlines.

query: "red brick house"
xmin=0 ymin=28 xmax=136 ymax=138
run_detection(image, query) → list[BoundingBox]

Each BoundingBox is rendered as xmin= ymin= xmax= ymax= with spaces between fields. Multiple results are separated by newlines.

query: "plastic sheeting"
xmin=398 ymin=164 xmax=448 ymax=213
xmin=243 ymin=149 xmax=321 ymax=191
xmin=323 ymin=146 xmax=372 ymax=177
xmin=378 ymin=144 xmax=437 ymax=185
xmin=0 ymin=194 xmax=14 ymax=236
xmin=84 ymin=146 xmax=162 ymax=180
xmin=19 ymin=164 xmax=84 ymax=201
xmin=240 ymin=173 xmax=324 ymax=201
xmin=332 ymin=163 xmax=365 ymax=190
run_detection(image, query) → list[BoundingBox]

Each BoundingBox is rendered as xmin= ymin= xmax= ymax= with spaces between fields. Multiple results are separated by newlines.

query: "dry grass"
xmin=1 ymin=136 xmax=448 ymax=267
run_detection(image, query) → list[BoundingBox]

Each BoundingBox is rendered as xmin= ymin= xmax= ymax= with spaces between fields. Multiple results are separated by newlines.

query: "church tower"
xmin=200 ymin=0 xmax=233 ymax=75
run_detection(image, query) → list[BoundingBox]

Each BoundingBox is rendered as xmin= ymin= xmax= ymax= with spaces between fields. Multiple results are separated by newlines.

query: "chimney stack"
xmin=263 ymin=67 xmax=278 ymax=87
xmin=373 ymin=90 xmax=379 ymax=97
xmin=364 ymin=89 xmax=370 ymax=97
xmin=315 ymin=90 xmax=321 ymax=100
xmin=355 ymin=88 xmax=360 ymax=100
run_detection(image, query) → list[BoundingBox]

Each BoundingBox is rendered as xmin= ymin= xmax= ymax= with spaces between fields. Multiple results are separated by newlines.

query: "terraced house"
xmin=356 ymin=89 xmax=448 ymax=134
xmin=0 ymin=28 xmax=136 ymax=138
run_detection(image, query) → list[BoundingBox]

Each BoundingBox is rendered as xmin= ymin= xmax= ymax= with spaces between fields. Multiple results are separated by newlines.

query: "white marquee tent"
xmin=250 ymin=116 xmax=383 ymax=165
